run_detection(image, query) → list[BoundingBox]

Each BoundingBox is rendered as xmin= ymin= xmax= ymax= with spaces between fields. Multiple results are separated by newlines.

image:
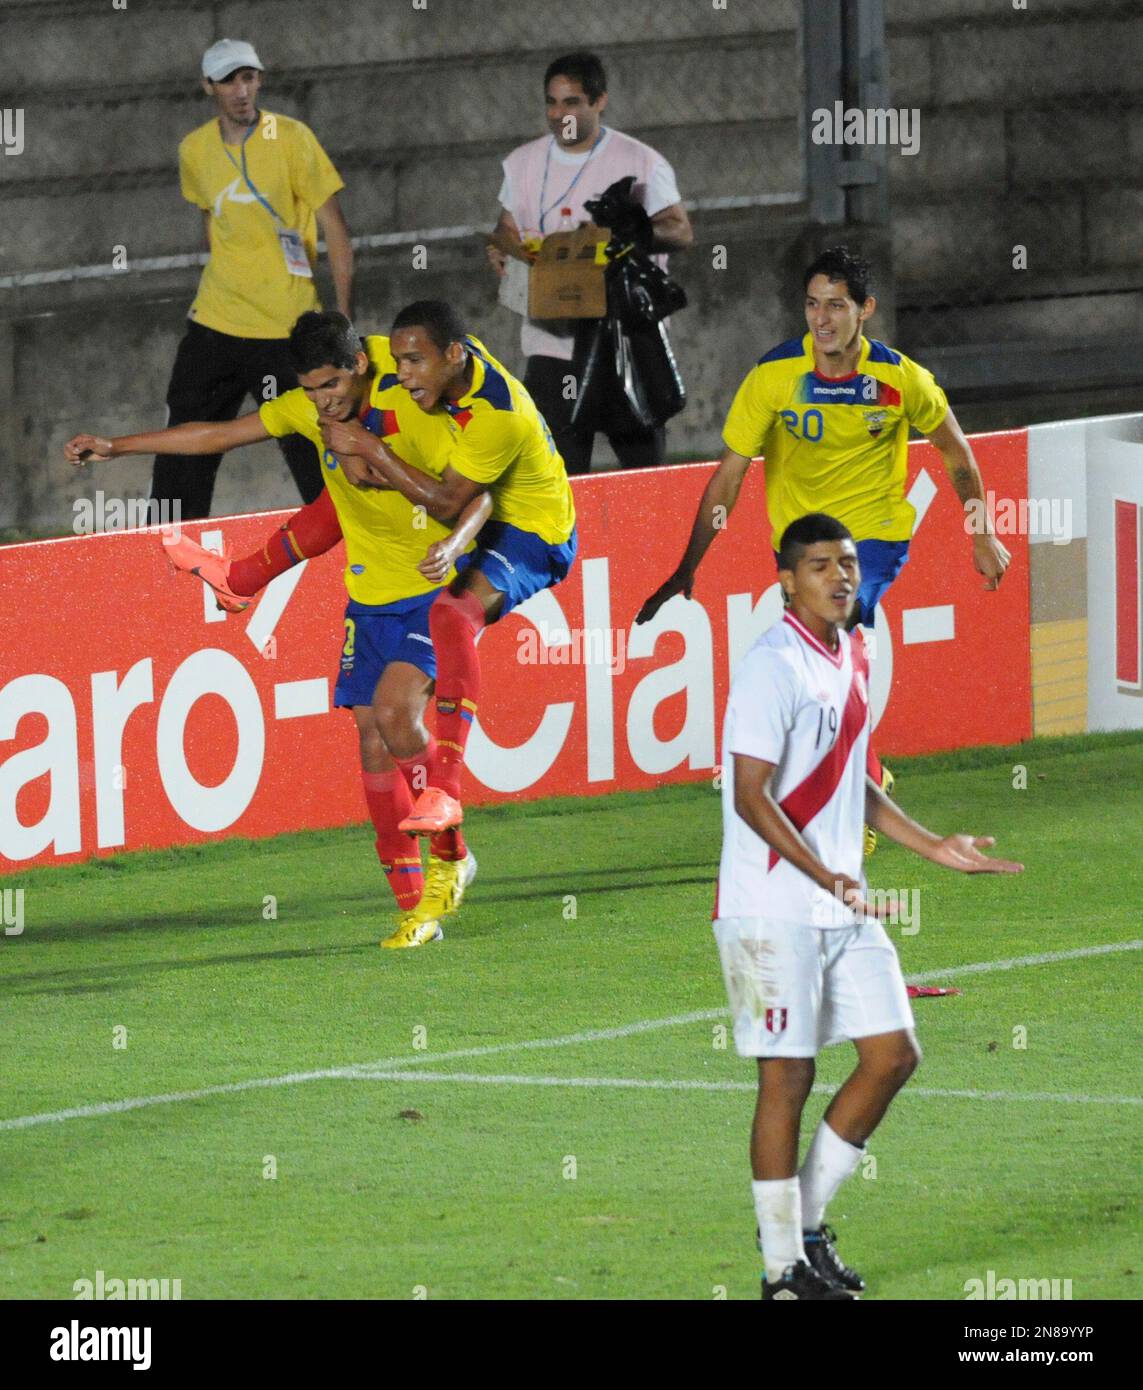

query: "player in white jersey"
xmin=716 ymin=512 xmax=1023 ymax=1301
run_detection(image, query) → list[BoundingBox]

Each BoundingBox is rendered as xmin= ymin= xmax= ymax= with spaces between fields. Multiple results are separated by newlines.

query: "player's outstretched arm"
xmin=635 ymin=446 xmax=753 ymax=624
xmin=925 ymin=410 xmax=1011 ymax=591
xmin=734 ymin=754 xmax=888 ymax=917
xmin=865 ymin=776 xmax=1024 ymax=874
xmin=418 ymin=489 xmax=493 ymax=585
xmin=65 ymin=411 xmax=271 ymax=466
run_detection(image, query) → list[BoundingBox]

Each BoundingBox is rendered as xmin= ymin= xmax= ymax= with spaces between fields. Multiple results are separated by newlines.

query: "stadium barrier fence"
xmin=0 ymin=421 xmax=1080 ymax=871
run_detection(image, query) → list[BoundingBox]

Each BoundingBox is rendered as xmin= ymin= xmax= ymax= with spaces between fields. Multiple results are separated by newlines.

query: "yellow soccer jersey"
xmin=722 ymin=333 xmax=949 ymax=550
xmin=440 ymin=338 xmax=576 ymax=545
xmin=179 ymin=110 xmax=344 ymax=340
xmin=260 ymin=336 xmax=462 ymax=606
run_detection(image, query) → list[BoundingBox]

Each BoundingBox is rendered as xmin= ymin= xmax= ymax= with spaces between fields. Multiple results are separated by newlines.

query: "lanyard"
xmin=219 ymin=115 xmax=285 ymax=225
xmin=538 ymin=129 xmax=605 ymax=234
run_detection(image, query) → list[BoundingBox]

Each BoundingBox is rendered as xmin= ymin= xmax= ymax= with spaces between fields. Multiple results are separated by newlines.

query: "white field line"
xmin=348 ymin=1070 xmax=1143 ymax=1107
xmin=0 ymin=1010 xmax=723 ymax=1132
xmin=1 ymin=941 xmax=1139 ymax=1133
xmin=905 ymin=939 xmax=1143 ymax=984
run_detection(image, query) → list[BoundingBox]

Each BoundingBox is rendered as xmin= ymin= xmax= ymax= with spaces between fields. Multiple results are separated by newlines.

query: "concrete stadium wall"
xmin=1 ymin=0 xmax=1141 ymax=530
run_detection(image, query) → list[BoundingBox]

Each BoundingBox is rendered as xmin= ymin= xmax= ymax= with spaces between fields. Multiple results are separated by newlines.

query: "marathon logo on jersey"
xmin=765 ymin=1007 xmax=788 ymax=1034
xmin=798 ymin=374 xmax=901 ymax=409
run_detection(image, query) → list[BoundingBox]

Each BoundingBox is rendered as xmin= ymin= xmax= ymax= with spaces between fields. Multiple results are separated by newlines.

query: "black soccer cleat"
xmin=803 ymin=1224 xmax=865 ymax=1293
xmin=761 ymin=1259 xmax=855 ymax=1301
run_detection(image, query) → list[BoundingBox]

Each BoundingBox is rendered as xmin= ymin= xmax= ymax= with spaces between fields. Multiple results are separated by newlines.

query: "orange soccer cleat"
xmin=161 ymin=529 xmax=250 ymax=614
xmin=399 ymin=787 xmax=463 ymax=836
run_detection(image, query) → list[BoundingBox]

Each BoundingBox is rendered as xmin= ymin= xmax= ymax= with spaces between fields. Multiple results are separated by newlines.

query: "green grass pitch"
xmin=1 ymin=732 xmax=1140 ymax=1300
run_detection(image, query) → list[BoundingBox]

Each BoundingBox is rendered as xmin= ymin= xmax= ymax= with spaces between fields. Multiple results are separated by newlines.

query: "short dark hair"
xmin=777 ymin=512 xmax=855 ymax=573
xmin=391 ymin=300 xmax=468 ymax=353
xmin=803 ymin=245 xmax=873 ymax=305
xmin=288 ymin=311 xmax=362 ymax=375
xmin=544 ymin=52 xmax=607 ymax=103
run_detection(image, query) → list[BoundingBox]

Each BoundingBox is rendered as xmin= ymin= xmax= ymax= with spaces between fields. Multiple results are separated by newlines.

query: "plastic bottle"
xmin=557 ymin=207 xmax=575 ymax=233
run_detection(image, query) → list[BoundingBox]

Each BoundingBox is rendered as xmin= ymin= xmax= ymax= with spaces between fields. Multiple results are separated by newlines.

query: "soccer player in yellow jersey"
xmin=637 ymin=246 xmax=1012 ymax=847
xmin=319 ymin=300 xmax=578 ymax=837
xmin=640 ymin=245 xmax=1010 ymax=622
xmin=64 ymin=313 xmax=489 ymax=950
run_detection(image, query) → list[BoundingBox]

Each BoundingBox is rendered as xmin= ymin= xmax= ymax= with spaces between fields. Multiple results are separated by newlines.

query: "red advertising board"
xmin=0 ymin=432 xmax=1031 ymax=871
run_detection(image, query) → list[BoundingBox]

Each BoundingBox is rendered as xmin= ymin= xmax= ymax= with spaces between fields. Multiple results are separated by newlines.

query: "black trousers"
xmin=523 ymin=354 xmax=666 ymax=477
xmin=151 ymin=321 xmax=324 ymax=519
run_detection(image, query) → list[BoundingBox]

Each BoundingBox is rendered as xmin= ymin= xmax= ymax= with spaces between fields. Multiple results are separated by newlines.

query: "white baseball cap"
xmin=201 ymin=39 xmax=264 ymax=82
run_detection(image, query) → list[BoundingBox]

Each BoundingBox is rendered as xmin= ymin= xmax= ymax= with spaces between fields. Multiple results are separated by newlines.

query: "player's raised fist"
xmin=636 ymin=570 xmax=693 ymax=625
xmin=973 ymin=533 xmax=1011 ymax=591
xmin=65 ymin=433 xmax=114 ymax=465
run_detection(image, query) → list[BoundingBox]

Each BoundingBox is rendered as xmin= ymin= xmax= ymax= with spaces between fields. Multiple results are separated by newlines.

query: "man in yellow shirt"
xmin=639 ymin=246 xmax=1010 ymax=623
xmin=320 ymin=300 xmax=578 ymax=837
xmin=637 ymin=246 xmax=1011 ymax=850
xmin=65 ymin=314 xmax=489 ymax=951
xmin=153 ymin=38 xmax=354 ymax=519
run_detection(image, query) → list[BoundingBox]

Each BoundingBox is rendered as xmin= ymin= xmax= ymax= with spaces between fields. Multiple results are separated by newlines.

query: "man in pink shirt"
xmin=488 ymin=52 xmax=693 ymax=475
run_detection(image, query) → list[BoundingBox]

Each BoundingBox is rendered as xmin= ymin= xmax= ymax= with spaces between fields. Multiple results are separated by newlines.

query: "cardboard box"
xmin=486 ymin=225 xmax=610 ymax=319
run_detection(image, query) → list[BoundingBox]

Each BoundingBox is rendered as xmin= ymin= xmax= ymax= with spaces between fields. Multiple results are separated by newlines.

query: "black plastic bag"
xmin=570 ymin=313 xmax=686 ymax=435
xmin=570 ymin=175 xmax=688 ymax=434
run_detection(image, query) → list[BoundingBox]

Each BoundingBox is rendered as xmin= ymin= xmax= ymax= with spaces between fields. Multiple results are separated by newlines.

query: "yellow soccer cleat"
xmin=380 ymin=912 xmax=443 ymax=950
xmin=864 ymin=764 xmax=896 ymax=859
xmin=418 ymin=852 xmax=478 ymax=920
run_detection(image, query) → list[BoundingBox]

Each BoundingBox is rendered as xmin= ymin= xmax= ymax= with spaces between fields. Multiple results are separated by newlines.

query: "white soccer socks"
xmin=798 ymin=1121 xmax=864 ymax=1229
xmin=752 ymin=1177 xmax=806 ymax=1283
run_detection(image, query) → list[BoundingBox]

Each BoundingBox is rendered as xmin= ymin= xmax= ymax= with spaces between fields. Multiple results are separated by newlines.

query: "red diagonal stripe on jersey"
xmin=768 ymin=639 xmax=868 ymax=871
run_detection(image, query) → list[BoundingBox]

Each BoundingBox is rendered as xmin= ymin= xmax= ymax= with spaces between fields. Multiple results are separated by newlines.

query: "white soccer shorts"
xmin=712 ymin=916 xmax=916 ymax=1058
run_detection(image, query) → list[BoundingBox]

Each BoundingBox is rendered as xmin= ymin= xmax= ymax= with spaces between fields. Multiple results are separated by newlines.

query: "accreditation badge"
xmin=277 ymin=228 xmax=313 ymax=278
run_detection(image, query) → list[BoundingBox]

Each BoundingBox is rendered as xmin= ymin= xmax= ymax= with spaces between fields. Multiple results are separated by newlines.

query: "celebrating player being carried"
xmin=64 ymin=312 xmax=489 ymax=950
xmin=638 ymin=245 xmax=1012 ymax=852
xmin=718 ymin=512 xmax=1022 ymax=1301
xmin=319 ymin=299 xmax=578 ymax=839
